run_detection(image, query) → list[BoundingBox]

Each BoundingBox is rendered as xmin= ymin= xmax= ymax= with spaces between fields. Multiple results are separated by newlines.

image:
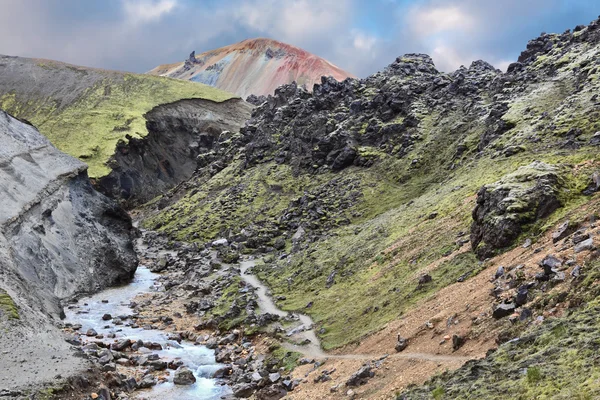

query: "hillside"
xmin=134 ymin=17 xmax=600 ymax=398
xmin=148 ymin=38 xmax=354 ymax=98
xmin=0 ymin=55 xmax=238 ymax=178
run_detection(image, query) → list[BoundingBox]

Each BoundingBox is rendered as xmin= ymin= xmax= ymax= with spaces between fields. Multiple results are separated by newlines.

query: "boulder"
xmin=174 ymin=368 xmax=197 ymax=385
xmin=471 ymin=162 xmax=563 ymax=259
xmin=395 ymin=337 xmax=408 ymax=352
xmin=346 ymin=365 xmax=374 ymax=387
xmin=233 ymin=382 xmax=256 ymax=398
xmin=493 ymin=303 xmax=516 ymax=319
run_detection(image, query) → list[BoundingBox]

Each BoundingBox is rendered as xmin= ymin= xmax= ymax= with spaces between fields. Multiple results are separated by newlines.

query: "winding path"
xmin=238 ymin=259 xmax=472 ymax=364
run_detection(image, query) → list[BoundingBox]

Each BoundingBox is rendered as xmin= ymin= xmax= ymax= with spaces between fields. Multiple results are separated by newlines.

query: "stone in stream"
xmin=174 ymin=368 xmax=197 ymax=385
xmin=110 ymin=339 xmax=131 ymax=351
xmin=102 ymin=313 xmax=112 ymax=321
xmin=86 ymin=328 xmax=98 ymax=336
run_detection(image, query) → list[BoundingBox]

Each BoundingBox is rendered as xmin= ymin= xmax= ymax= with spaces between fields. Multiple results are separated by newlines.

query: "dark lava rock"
xmin=346 ymin=365 xmax=374 ymax=387
xmin=471 ymin=162 xmax=563 ymax=259
xmin=540 ymin=255 xmax=562 ymax=275
xmin=233 ymin=382 xmax=257 ymax=398
xmin=574 ymin=238 xmax=595 ymax=253
xmin=137 ymin=375 xmax=156 ymax=389
xmin=395 ymin=337 xmax=408 ymax=352
xmin=552 ymin=220 xmax=571 ymax=243
xmin=515 ymin=287 xmax=528 ymax=306
xmin=452 ymin=334 xmax=466 ymax=351
xmin=493 ymin=302 xmax=516 ymax=319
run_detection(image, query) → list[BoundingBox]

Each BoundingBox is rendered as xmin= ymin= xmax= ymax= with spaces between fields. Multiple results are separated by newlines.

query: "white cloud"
xmin=234 ymin=0 xmax=351 ymax=44
xmin=352 ymin=30 xmax=378 ymax=52
xmin=496 ymin=60 xmax=512 ymax=72
xmin=431 ymin=42 xmax=467 ymax=71
xmin=408 ymin=5 xmax=476 ymax=36
xmin=122 ymin=0 xmax=177 ymax=25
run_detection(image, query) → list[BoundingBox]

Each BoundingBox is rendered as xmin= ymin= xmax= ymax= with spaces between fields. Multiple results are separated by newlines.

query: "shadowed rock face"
xmin=95 ymin=98 xmax=253 ymax=206
xmin=0 ymin=109 xmax=137 ymax=391
xmin=0 ymin=110 xmax=137 ymax=315
xmin=148 ymin=38 xmax=354 ymax=98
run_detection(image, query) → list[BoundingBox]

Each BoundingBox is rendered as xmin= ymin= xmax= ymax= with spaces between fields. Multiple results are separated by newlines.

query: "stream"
xmin=64 ymin=238 xmax=233 ymax=400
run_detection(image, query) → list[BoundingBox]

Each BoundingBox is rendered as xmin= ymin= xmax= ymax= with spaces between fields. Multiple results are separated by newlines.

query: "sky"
xmin=0 ymin=0 xmax=599 ymax=77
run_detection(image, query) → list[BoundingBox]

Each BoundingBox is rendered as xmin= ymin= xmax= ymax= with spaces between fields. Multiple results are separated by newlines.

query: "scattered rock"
xmin=418 ymin=274 xmax=432 ymax=285
xmin=452 ymin=334 xmax=466 ymax=351
xmin=552 ymin=221 xmax=571 ymax=243
xmin=174 ymin=368 xmax=197 ymax=385
xmin=493 ymin=303 xmax=516 ymax=319
xmin=346 ymin=365 xmax=374 ymax=387
xmin=395 ymin=336 xmax=408 ymax=352
xmin=574 ymin=237 xmax=595 ymax=253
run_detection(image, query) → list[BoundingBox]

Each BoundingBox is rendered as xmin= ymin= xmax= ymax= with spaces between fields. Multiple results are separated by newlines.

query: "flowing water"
xmin=64 ymin=243 xmax=232 ymax=399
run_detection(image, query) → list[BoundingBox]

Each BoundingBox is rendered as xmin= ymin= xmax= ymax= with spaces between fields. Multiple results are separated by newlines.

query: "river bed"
xmin=64 ymin=249 xmax=232 ymax=399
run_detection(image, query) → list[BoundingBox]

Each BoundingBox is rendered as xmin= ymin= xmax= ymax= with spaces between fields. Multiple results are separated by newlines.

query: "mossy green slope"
xmin=143 ymin=21 xmax=600 ymax=351
xmin=0 ymin=56 xmax=235 ymax=177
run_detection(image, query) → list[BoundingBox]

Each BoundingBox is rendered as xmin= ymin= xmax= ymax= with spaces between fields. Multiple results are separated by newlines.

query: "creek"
xmin=64 ymin=237 xmax=233 ymax=399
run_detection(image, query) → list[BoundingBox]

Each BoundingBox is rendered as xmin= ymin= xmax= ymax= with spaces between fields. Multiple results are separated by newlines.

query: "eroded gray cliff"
xmin=0 ymin=110 xmax=137 ymax=393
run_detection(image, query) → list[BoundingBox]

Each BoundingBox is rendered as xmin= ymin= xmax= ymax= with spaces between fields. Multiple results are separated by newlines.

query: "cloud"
xmin=352 ymin=30 xmax=378 ymax=52
xmin=0 ymin=0 xmax=597 ymax=79
xmin=122 ymin=0 xmax=177 ymax=25
xmin=408 ymin=5 xmax=476 ymax=36
xmin=233 ymin=0 xmax=351 ymax=45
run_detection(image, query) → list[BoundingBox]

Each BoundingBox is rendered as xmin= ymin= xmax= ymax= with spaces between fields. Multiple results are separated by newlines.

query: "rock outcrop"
xmin=96 ymin=98 xmax=252 ymax=205
xmin=0 ymin=110 xmax=137 ymax=392
xmin=470 ymin=162 xmax=564 ymax=259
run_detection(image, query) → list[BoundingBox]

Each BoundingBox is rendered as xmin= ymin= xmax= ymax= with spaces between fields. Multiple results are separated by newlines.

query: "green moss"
xmin=432 ymin=386 xmax=445 ymax=400
xmin=270 ymin=345 xmax=302 ymax=372
xmin=526 ymin=367 xmax=542 ymax=384
xmin=0 ymin=290 xmax=19 ymax=320
xmin=0 ymin=73 xmax=235 ymax=178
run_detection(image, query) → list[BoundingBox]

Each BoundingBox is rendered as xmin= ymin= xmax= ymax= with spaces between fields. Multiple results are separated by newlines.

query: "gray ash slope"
xmin=0 ymin=110 xmax=137 ymax=394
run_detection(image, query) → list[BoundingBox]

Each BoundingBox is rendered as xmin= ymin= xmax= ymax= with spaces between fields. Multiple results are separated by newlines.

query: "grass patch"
xmin=0 ymin=290 xmax=19 ymax=320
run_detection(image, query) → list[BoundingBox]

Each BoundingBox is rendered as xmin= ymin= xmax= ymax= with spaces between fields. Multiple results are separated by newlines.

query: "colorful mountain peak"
xmin=148 ymin=38 xmax=354 ymax=98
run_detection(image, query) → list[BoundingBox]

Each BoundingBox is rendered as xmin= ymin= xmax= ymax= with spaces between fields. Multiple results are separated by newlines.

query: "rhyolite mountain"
xmin=148 ymin=38 xmax=354 ymax=98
